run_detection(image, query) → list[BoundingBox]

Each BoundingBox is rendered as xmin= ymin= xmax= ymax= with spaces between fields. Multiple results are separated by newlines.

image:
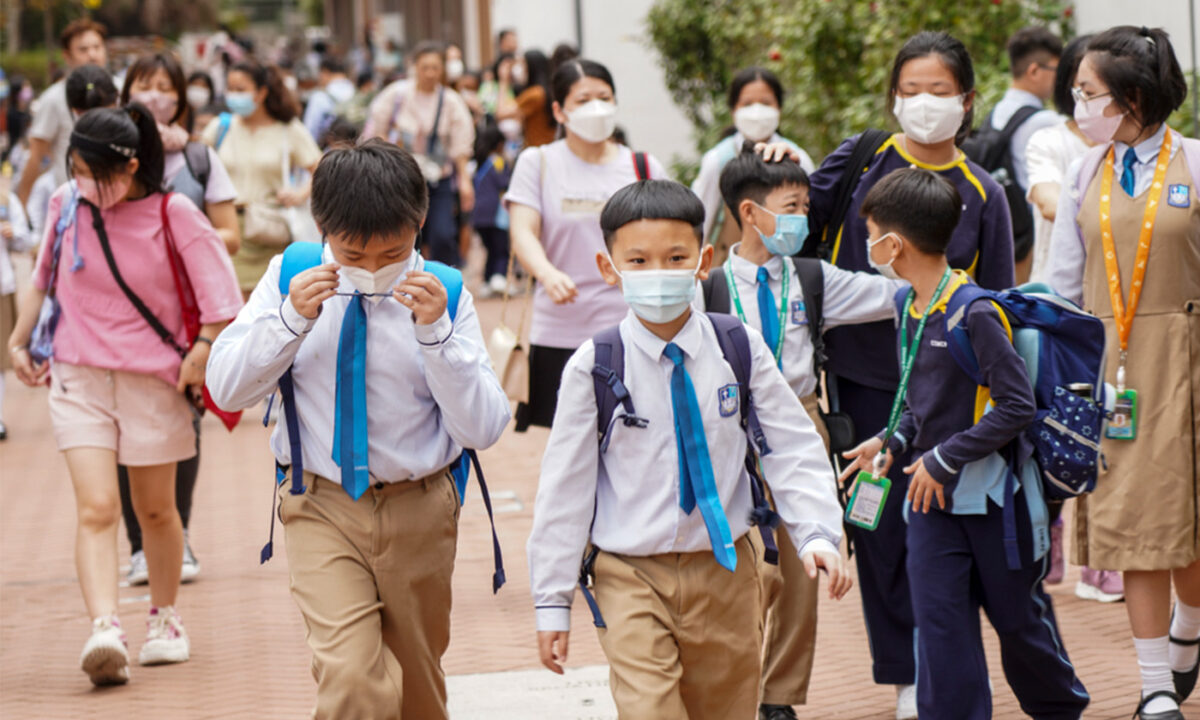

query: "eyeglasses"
xmin=1071 ymin=87 xmax=1112 ymax=104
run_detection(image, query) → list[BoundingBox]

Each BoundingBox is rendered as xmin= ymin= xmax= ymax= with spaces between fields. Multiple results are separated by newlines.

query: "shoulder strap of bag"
xmin=791 ymin=257 xmax=826 ymax=376
xmin=592 ymin=324 xmax=645 ymax=452
xmin=816 ymin=128 xmax=890 ymax=259
xmin=183 ymin=141 xmax=211 ymax=193
xmin=633 ymin=151 xmax=650 ymax=181
xmin=215 ymin=112 xmax=232 ymax=150
xmin=428 ymin=88 xmax=445 ymax=154
xmin=983 ymin=106 xmax=1040 ymax=170
xmin=700 ymin=269 xmax=731 ymax=314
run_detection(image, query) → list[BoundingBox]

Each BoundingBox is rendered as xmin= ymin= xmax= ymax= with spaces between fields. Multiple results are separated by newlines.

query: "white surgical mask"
xmin=186 ymin=85 xmax=210 ymax=110
xmin=446 ymin=59 xmax=465 ymax=82
xmin=866 ymin=233 xmax=902 ymax=281
xmin=614 ymin=258 xmax=701 ymax=324
xmin=565 ymin=99 xmax=617 ymax=144
xmin=893 ymin=93 xmax=965 ymax=145
xmin=733 ymin=103 xmax=781 ymax=142
xmin=511 ymin=63 xmax=527 ymax=86
xmin=340 ymin=262 xmax=407 ymax=303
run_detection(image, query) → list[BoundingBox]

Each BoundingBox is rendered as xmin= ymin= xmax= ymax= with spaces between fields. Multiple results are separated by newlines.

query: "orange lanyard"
xmin=1098 ymin=128 xmax=1173 ymax=390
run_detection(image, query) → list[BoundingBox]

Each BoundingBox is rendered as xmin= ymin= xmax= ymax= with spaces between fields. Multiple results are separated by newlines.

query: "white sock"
xmin=1170 ymin=600 xmax=1200 ymax=672
xmin=1134 ymin=636 xmax=1179 ymax=712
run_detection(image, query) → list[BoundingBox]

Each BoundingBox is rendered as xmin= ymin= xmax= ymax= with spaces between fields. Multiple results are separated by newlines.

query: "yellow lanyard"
xmin=1098 ymin=129 xmax=1173 ymax=390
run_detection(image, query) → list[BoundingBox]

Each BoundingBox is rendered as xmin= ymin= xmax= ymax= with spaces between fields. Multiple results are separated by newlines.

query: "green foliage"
xmin=646 ymin=0 xmax=1072 ymax=168
xmin=1 ymin=49 xmax=57 ymax=90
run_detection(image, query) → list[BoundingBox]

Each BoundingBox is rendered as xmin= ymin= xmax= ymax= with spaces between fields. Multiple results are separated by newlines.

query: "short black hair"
xmin=311 ymin=139 xmax=429 ymax=246
xmin=718 ymin=145 xmax=810 ymax=229
xmin=1007 ymin=27 xmax=1063 ymax=78
xmin=600 ymin=179 xmax=705 ymax=250
xmin=859 ymin=168 xmax=962 ymax=256
xmin=319 ymin=56 xmax=346 ymax=75
xmin=1085 ymin=26 xmax=1188 ymax=130
xmin=1053 ymin=34 xmax=1092 ymax=116
xmin=66 ymin=65 xmax=118 ymax=113
xmin=728 ymin=66 xmax=784 ymax=110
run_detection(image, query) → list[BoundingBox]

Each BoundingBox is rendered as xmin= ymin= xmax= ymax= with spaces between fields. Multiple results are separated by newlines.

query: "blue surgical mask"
xmin=867 ymin=233 xmax=902 ymax=281
xmin=614 ymin=258 xmax=702 ymax=324
xmin=225 ymin=91 xmax=257 ymax=117
xmin=752 ymin=203 xmax=809 ymax=256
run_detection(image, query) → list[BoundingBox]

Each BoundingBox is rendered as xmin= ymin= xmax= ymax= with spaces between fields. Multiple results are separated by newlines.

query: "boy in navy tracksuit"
xmin=840 ymin=168 xmax=1088 ymax=720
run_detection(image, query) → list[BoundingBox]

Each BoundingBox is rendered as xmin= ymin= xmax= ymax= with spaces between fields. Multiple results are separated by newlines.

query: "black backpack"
xmin=804 ymin=128 xmax=891 ymax=260
xmin=961 ymin=106 xmax=1040 ymax=262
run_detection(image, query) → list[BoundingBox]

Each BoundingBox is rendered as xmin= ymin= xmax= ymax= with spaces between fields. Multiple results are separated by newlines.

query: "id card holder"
xmin=1105 ymin=388 xmax=1138 ymax=440
xmin=845 ymin=471 xmax=892 ymax=531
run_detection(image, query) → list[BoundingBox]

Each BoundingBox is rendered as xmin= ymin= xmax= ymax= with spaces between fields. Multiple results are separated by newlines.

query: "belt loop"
xmin=308 ymin=473 xmax=318 ymax=496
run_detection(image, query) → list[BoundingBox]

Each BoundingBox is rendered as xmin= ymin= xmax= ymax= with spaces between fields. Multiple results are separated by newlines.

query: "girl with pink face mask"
xmin=5 ymin=104 xmax=243 ymax=687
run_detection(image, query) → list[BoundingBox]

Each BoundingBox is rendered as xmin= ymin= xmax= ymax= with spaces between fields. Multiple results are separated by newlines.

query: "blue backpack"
xmin=937 ymin=281 xmax=1107 ymax=568
xmin=579 ymin=312 xmax=782 ymax=627
xmin=262 ymin=241 xmax=505 ymax=593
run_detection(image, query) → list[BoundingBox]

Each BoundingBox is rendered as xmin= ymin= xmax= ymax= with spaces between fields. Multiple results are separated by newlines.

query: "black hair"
xmin=187 ymin=70 xmax=215 ymax=98
xmin=121 ymin=52 xmax=188 ymax=126
xmin=320 ymin=117 xmax=360 ymax=149
xmin=1007 ymin=27 xmax=1063 ymax=78
xmin=65 ymin=65 xmax=118 ymax=113
xmin=319 ymin=56 xmax=347 ymax=75
xmin=311 ymin=139 xmax=429 ymax=246
xmin=497 ymin=28 xmax=516 ymax=44
xmin=859 ymin=168 xmax=962 ymax=255
xmin=523 ymin=49 xmax=555 ymax=126
xmin=473 ymin=119 xmax=506 ymax=167
xmin=718 ymin=144 xmax=810 ymax=229
xmin=229 ymin=60 xmax=300 ymax=123
xmin=889 ymin=32 xmax=976 ymax=146
xmin=551 ymin=59 xmax=615 ymax=106
xmin=727 ymin=66 xmax=784 ymax=110
xmin=1053 ymin=34 xmax=1092 ymax=117
xmin=356 ymin=70 xmax=374 ymax=89
xmin=69 ymin=104 xmax=164 ymax=196
xmin=1084 ymin=26 xmax=1188 ymax=131
xmin=600 ymin=179 xmax=705 ymax=250
xmin=551 ymin=44 xmax=579 ymax=71
xmin=492 ymin=52 xmax=516 ymax=83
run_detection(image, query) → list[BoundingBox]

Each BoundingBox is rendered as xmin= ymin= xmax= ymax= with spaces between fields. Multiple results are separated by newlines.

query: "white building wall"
xmin=1074 ymin=0 xmax=1197 ymax=70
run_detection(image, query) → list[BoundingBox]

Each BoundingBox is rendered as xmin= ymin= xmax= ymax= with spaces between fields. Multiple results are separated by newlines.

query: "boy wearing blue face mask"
xmin=527 ymin=179 xmax=850 ymax=718
xmin=701 ymin=146 xmax=901 ymax=719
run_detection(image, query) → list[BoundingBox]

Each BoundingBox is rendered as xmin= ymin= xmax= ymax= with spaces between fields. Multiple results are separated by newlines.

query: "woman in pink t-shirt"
xmin=506 ymin=59 xmax=666 ymax=430
xmin=7 ymin=105 xmax=242 ymax=687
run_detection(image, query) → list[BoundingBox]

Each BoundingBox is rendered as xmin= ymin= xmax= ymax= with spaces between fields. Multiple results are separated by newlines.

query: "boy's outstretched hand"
xmin=395 ymin=271 xmax=448 ymax=325
xmin=802 ymin=549 xmax=854 ymax=600
xmin=838 ymin=436 xmax=893 ymax=492
xmin=905 ymin=456 xmax=946 ymax=513
xmin=289 ymin=262 xmax=340 ymax=319
xmin=538 ymin=630 xmax=570 ymax=674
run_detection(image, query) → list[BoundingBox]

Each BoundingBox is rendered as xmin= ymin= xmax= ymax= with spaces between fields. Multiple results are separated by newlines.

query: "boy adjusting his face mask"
xmin=527 ymin=179 xmax=851 ymax=719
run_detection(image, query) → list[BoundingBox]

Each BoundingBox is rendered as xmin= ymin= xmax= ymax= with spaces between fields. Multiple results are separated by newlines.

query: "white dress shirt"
xmin=527 ymin=310 xmax=843 ymax=631
xmin=697 ymin=247 xmax=902 ymax=397
xmin=206 ymin=247 xmax=511 ymax=484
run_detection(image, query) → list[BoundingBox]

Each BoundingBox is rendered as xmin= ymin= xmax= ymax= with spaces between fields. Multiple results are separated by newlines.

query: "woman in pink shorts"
xmin=7 ymin=104 xmax=242 ymax=686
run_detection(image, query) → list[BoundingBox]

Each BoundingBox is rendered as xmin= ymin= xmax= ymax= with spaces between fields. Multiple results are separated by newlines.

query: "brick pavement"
xmin=0 ymin=291 xmax=1163 ymax=719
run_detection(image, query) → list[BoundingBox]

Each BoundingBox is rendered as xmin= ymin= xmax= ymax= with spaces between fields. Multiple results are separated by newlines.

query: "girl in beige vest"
xmin=1044 ymin=26 xmax=1199 ymax=720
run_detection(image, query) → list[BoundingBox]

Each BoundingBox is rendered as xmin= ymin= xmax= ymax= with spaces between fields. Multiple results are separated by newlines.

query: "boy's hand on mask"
xmin=289 ymin=262 xmax=340 ymax=319
xmin=395 ymin=271 xmax=448 ymax=325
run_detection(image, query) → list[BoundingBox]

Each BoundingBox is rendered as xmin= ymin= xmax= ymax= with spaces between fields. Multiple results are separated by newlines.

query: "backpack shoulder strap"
xmin=942 ymin=283 xmax=996 ymax=386
xmin=592 ymin=324 xmax=643 ymax=452
xmin=278 ymin=241 xmax=326 ymax=297
xmin=700 ymin=265 xmax=731 ymax=314
xmin=215 ymin=112 xmax=233 ymax=150
xmin=706 ymin=312 xmax=769 ymax=455
xmin=791 ymin=257 xmax=826 ymax=375
xmin=422 ymin=259 xmax=463 ymax=323
xmin=984 ymin=106 xmax=1041 ymax=169
xmin=817 ymin=128 xmax=890 ymax=258
xmin=183 ymin=141 xmax=211 ymax=192
xmin=633 ymin=151 xmax=650 ymax=181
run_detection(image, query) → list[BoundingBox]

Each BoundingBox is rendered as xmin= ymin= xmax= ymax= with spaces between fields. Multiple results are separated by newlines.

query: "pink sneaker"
xmin=1075 ymin=567 xmax=1124 ymax=602
xmin=1045 ymin=517 xmax=1065 ymax=585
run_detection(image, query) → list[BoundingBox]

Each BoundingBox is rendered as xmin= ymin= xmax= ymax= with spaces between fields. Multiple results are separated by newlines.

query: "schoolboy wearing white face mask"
xmin=691 ymin=67 xmax=815 ymax=268
xmin=528 ymin=179 xmax=850 ymax=720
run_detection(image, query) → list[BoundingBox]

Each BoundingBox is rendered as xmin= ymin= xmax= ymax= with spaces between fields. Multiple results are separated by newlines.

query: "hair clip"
xmin=109 ymin=143 xmax=136 ymax=158
xmin=85 ymin=82 xmax=94 ymax=91
xmin=1139 ymin=27 xmax=1157 ymax=45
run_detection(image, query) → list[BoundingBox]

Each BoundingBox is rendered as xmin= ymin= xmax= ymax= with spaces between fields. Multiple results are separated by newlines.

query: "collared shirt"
xmin=527 ymin=310 xmax=843 ymax=632
xmin=990 ymin=87 xmax=1062 ymax=191
xmin=1113 ymin=122 xmax=1169 ymax=198
xmin=206 ymin=247 xmax=511 ymax=485
xmin=697 ymin=246 xmax=901 ymax=397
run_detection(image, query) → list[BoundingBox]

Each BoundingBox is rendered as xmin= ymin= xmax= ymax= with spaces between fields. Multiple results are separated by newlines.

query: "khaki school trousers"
xmin=278 ymin=469 xmax=459 ymax=720
xmin=756 ymin=393 xmax=828 ymax=706
xmin=593 ymin=536 xmax=763 ymax=719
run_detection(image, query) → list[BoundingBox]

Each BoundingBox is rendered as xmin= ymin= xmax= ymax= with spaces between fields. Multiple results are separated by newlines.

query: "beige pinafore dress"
xmin=1073 ymin=137 xmax=1200 ymax=571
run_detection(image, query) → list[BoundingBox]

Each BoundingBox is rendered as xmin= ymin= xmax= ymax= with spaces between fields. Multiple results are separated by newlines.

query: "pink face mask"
xmin=1074 ymin=95 xmax=1125 ymax=145
xmin=130 ymin=90 xmax=179 ymax=126
xmin=75 ymin=174 xmax=132 ymax=210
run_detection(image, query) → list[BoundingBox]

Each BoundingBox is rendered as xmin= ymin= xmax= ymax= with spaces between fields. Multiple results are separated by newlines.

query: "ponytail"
xmin=231 ymin=60 xmax=300 ymax=123
xmin=123 ymin=102 xmax=165 ymax=192
xmin=68 ymin=104 xmax=164 ymax=196
xmin=1085 ymin=26 xmax=1188 ymax=129
xmin=65 ymin=64 xmax=118 ymax=113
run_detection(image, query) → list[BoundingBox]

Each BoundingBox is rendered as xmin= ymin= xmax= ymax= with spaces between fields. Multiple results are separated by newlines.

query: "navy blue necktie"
xmin=332 ymin=294 xmax=370 ymax=499
xmin=756 ymin=267 xmax=779 ymax=358
xmin=1120 ymin=148 xmax=1138 ymax=197
xmin=664 ymin=342 xmax=737 ymax=572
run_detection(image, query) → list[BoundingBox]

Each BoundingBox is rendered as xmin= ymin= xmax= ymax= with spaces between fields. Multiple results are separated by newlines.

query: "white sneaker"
xmin=138 ymin=606 xmax=190 ymax=666
xmin=127 ymin=550 xmax=149 ymax=586
xmin=181 ymin=532 xmax=200 ymax=584
xmin=80 ymin=615 xmax=130 ymax=686
xmin=895 ymin=684 xmax=918 ymax=720
xmin=488 ymin=273 xmax=508 ymax=294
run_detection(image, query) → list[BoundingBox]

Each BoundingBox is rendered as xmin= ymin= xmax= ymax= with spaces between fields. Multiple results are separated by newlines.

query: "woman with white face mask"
xmin=760 ymin=31 xmax=1014 ymax=720
xmin=1044 ymin=26 xmax=1200 ymax=720
xmin=505 ymin=58 xmax=666 ymax=431
xmin=691 ymin=67 xmax=815 ymax=267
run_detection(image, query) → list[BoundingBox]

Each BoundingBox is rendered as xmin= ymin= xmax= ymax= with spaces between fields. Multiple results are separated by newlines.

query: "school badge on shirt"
xmin=1168 ymin=184 xmax=1191 ymax=208
xmin=718 ymin=384 xmax=740 ymax=417
xmin=791 ymin=300 xmax=807 ymax=325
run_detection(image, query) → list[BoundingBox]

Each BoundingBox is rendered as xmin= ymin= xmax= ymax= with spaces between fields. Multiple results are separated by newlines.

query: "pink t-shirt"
xmin=504 ymin=140 xmax=666 ymax=349
xmin=34 ymin=187 xmax=243 ymax=387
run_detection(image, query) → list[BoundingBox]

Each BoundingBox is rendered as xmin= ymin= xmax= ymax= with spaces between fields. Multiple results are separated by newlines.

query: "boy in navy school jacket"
xmin=206 ymin=140 xmax=510 ymax=720
xmin=839 ymin=168 xmax=1088 ymax=720
xmin=527 ymin=179 xmax=851 ymax=719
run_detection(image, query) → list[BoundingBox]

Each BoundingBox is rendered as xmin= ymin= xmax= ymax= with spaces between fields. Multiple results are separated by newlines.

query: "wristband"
xmin=193 ymin=336 xmax=214 ymax=347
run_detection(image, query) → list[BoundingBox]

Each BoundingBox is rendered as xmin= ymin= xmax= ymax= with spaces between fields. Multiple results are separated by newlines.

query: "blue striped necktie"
xmin=332 ymin=293 xmax=370 ymax=500
xmin=756 ymin=267 xmax=779 ymax=356
xmin=1120 ymin=148 xmax=1138 ymax=197
xmin=664 ymin=342 xmax=737 ymax=572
